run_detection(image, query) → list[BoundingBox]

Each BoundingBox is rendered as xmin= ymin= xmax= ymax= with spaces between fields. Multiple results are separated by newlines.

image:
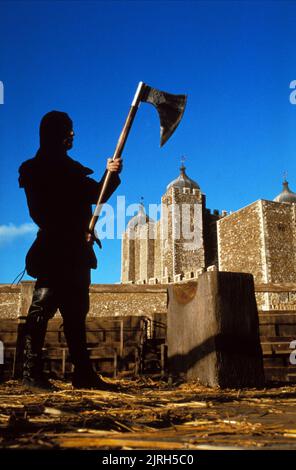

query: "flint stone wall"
xmin=218 ymin=200 xmax=265 ymax=282
xmin=218 ymin=200 xmax=296 ymax=310
xmin=1 ymin=277 xmax=296 ymax=321
xmin=0 ymin=285 xmax=21 ymax=319
xmin=0 ymin=282 xmax=168 ymax=320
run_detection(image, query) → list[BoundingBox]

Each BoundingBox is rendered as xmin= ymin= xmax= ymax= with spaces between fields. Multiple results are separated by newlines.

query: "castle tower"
xmin=161 ymin=161 xmax=205 ymax=280
xmin=121 ymin=229 xmax=135 ymax=283
xmin=273 ymin=178 xmax=296 ymax=204
xmin=218 ymin=178 xmax=296 ymax=309
xmin=121 ymin=202 xmax=155 ymax=283
xmin=121 ymin=160 xmax=221 ymax=284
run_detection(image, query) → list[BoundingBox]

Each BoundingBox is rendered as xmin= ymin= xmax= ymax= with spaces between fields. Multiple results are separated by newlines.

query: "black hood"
xmin=39 ymin=110 xmax=73 ymax=153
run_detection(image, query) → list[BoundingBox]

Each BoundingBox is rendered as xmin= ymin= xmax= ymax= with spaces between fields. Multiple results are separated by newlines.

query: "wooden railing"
xmin=255 ymin=283 xmax=296 ymax=293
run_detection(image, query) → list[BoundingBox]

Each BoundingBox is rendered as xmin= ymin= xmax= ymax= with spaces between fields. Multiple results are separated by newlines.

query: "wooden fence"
xmin=255 ymin=283 xmax=296 ymax=383
xmin=1 ymin=281 xmax=296 ymax=383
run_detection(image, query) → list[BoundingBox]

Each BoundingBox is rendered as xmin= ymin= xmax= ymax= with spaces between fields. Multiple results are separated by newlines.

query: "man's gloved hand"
xmin=85 ymin=230 xmax=102 ymax=248
xmin=107 ymin=157 xmax=123 ymax=174
xmin=85 ymin=232 xmax=95 ymax=244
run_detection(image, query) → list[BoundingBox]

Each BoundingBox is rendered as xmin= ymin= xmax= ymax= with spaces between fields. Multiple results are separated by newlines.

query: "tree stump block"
xmin=167 ymin=271 xmax=265 ymax=388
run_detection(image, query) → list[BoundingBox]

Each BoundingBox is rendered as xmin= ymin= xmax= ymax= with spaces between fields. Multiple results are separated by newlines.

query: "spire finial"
xmin=136 ymin=196 xmax=146 ymax=217
xmin=139 ymin=196 xmax=145 ymax=212
xmin=180 ymin=155 xmax=186 ymax=175
xmin=283 ymin=171 xmax=288 ymax=183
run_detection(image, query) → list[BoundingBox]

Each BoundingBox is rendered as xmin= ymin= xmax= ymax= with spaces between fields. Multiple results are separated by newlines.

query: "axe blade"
xmin=141 ymin=85 xmax=187 ymax=146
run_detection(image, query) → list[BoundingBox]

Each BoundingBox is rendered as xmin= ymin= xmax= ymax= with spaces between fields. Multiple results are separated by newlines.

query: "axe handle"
xmin=89 ymin=81 xmax=146 ymax=233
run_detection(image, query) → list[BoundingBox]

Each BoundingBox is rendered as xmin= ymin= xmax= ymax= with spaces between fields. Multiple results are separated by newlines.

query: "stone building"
xmin=121 ymin=169 xmax=296 ymax=310
xmin=121 ymin=163 xmax=223 ymax=284
xmin=217 ymin=180 xmax=296 ymax=309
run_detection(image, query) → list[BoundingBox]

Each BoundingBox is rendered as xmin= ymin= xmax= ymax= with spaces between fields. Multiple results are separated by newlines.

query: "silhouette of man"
xmin=19 ymin=111 xmax=122 ymax=390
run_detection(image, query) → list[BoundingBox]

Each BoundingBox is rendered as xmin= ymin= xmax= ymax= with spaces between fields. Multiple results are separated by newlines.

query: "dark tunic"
xmin=19 ymin=153 xmax=120 ymax=278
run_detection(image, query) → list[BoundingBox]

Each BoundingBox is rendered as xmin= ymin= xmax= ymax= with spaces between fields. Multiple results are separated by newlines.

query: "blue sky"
xmin=1 ymin=0 xmax=296 ymax=284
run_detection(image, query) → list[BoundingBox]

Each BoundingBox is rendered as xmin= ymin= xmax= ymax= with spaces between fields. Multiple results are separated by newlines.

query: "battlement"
xmin=122 ymin=267 xmax=221 ymax=286
xmin=205 ymin=208 xmax=228 ymax=217
xmin=180 ymin=187 xmax=200 ymax=196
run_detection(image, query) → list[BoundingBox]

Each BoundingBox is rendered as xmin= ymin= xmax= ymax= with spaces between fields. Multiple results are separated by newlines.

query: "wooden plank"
xmin=0 ymin=319 xmax=19 ymax=328
xmin=0 ymin=332 xmax=18 ymax=346
xmin=261 ymin=343 xmax=292 ymax=355
xmin=89 ymin=347 xmax=117 ymax=358
xmin=259 ymin=310 xmax=296 ymax=315
xmin=264 ymin=366 xmax=296 ymax=372
xmin=87 ymin=331 xmax=105 ymax=343
xmin=259 ymin=325 xmax=276 ymax=336
xmin=277 ymin=325 xmax=296 ymax=336
xmin=151 ymin=313 xmax=167 ymax=339
xmin=264 ymin=366 xmax=296 ymax=382
xmin=263 ymin=357 xmax=287 ymax=367
xmin=259 ymin=313 xmax=296 ymax=324
xmin=43 ymin=348 xmax=65 ymax=359
xmin=255 ymin=283 xmax=296 ymax=293
xmin=52 ymin=436 xmax=189 ymax=450
xmin=260 ymin=336 xmax=296 ymax=342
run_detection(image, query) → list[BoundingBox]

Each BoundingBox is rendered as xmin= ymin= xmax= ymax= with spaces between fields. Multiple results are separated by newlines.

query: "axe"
xmin=89 ymin=81 xmax=187 ymax=234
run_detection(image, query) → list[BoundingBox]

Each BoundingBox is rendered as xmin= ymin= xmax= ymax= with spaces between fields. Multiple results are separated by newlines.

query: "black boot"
xmin=22 ymin=287 xmax=57 ymax=392
xmin=60 ymin=287 xmax=120 ymax=391
xmin=22 ymin=335 xmax=55 ymax=391
xmin=72 ymin=362 xmax=119 ymax=391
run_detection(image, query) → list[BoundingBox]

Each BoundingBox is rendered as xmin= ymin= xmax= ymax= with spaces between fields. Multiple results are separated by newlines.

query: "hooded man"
xmin=18 ymin=110 xmax=122 ymax=390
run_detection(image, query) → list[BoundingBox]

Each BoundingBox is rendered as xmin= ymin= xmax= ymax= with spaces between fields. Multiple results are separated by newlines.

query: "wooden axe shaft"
xmin=89 ymin=81 xmax=146 ymax=233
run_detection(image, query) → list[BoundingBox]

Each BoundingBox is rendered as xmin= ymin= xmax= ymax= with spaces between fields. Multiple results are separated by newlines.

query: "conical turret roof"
xmin=166 ymin=163 xmax=199 ymax=191
xmin=273 ymin=179 xmax=296 ymax=204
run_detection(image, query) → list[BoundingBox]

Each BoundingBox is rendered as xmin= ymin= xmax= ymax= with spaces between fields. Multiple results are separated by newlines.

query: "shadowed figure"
xmin=18 ymin=111 xmax=122 ymax=390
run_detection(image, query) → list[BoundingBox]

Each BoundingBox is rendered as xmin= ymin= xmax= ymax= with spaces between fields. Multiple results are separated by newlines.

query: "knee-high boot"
xmin=23 ymin=288 xmax=57 ymax=389
xmin=59 ymin=281 xmax=119 ymax=391
xmin=62 ymin=315 xmax=118 ymax=390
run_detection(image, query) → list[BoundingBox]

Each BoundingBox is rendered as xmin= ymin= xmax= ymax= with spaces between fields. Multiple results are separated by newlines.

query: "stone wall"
xmin=1 ymin=278 xmax=296 ymax=323
xmin=121 ymin=231 xmax=135 ymax=283
xmin=217 ymin=200 xmax=265 ymax=282
xmin=147 ymin=226 xmax=155 ymax=281
xmin=217 ymin=200 xmax=296 ymax=310
xmin=139 ymin=225 xmax=148 ymax=282
xmin=0 ymin=282 xmax=168 ymax=320
xmin=154 ymin=221 xmax=162 ymax=280
xmin=134 ymin=236 xmax=141 ymax=282
xmin=89 ymin=284 xmax=167 ymax=317
xmin=0 ymin=285 xmax=21 ymax=319
xmin=121 ymin=184 xmax=224 ymax=285
xmin=161 ymin=190 xmax=174 ymax=280
xmin=138 ymin=223 xmax=155 ymax=283
xmin=121 ymin=232 xmax=129 ymax=283
xmin=172 ymin=187 xmax=205 ymax=276
xmin=262 ymin=201 xmax=296 ymax=283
